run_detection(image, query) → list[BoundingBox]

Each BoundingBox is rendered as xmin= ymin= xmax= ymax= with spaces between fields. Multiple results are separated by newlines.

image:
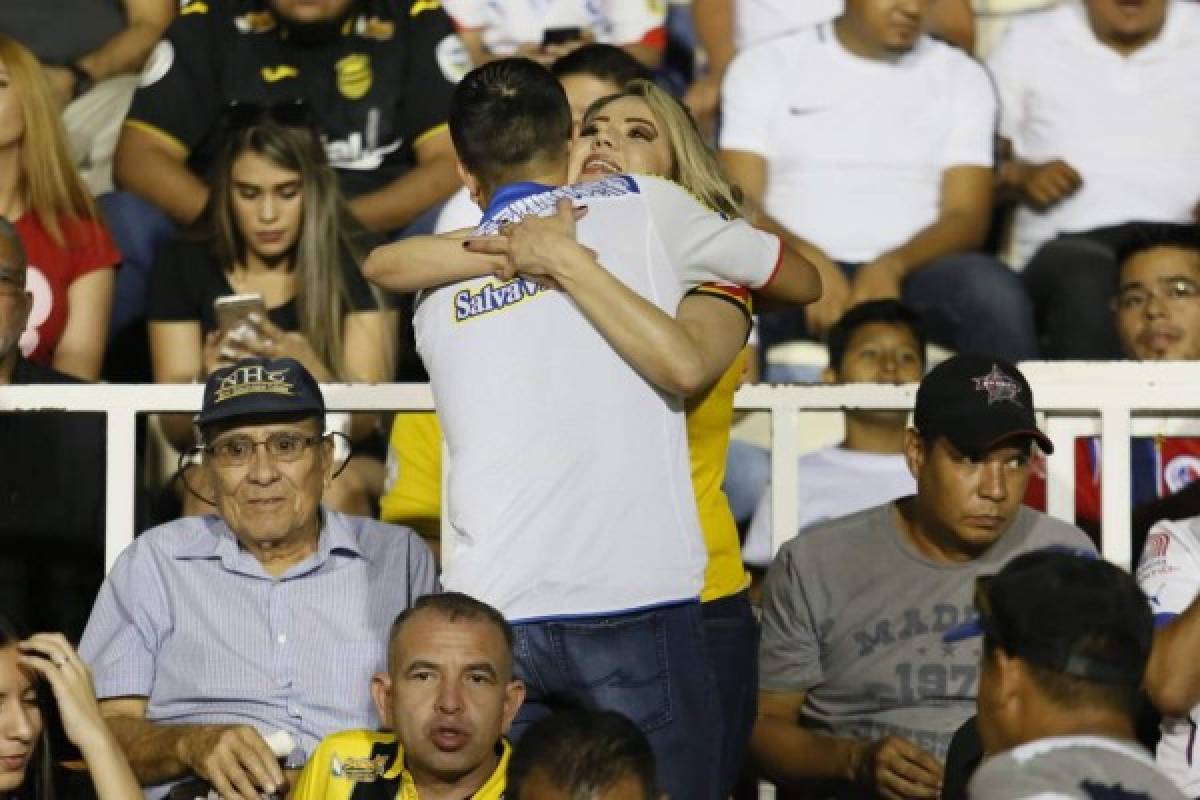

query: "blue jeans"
xmin=703 ymin=591 xmax=759 ymax=797
xmin=757 ymin=252 xmax=1039 ymax=364
xmin=511 ymin=601 xmax=722 ymax=800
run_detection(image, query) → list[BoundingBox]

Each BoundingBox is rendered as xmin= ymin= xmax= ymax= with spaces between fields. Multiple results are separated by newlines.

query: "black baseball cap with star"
xmin=913 ymin=354 xmax=1053 ymax=456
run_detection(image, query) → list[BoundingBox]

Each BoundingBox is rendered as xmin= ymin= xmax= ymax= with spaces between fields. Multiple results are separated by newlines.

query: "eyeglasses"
xmin=223 ymin=99 xmax=314 ymax=132
xmin=1115 ymin=277 xmax=1200 ymax=313
xmin=203 ymin=431 xmax=324 ymax=467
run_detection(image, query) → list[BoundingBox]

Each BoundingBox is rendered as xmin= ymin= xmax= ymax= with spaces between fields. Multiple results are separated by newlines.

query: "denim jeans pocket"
xmin=547 ymin=611 xmax=673 ymax=733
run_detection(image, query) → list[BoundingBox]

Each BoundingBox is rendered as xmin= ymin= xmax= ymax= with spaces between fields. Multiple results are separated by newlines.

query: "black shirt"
xmin=146 ymin=236 xmax=383 ymax=333
xmin=127 ymin=0 xmax=461 ymax=197
xmin=2 ymin=359 xmax=105 ymax=539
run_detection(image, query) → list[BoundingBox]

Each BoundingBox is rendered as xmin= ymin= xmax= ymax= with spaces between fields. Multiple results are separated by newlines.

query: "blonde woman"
xmin=0 ymin=34 xmax=118 ymax=381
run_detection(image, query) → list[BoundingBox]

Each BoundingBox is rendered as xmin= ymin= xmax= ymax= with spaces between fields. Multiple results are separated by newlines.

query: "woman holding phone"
xmin=0 ymin=615 xmax=140 ymax=800
xmin=146 ymin=111 xmax=395 ymax=514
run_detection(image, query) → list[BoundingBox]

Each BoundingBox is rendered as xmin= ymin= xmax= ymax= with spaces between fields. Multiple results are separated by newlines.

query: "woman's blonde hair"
xmin=0 ymin=33 xmax=98 ymax=246
xmin=206 ymin=121 xmax=390 ymax=380
xmin=583 ymin=79 xmax=743 ymax=219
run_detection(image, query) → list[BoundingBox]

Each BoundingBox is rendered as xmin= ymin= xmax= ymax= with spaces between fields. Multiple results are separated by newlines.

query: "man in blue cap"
xmin=80 ymin=357 xmax=438 ymax=800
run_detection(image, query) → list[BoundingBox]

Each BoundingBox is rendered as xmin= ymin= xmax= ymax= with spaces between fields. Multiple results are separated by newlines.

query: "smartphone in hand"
xmin=214 ymin=293 xmax=266 ymax=334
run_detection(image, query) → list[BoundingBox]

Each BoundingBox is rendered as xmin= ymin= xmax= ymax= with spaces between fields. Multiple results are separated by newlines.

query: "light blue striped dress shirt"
xmin=79 ymin=509 xmax=438 ymax=799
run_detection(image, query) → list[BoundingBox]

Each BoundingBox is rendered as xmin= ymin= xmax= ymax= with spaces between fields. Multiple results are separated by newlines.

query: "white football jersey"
xmin=415 ymin=175 xmax=781 ymax=621
xmin=1136 ymin=516 xmax=1200 ymax=796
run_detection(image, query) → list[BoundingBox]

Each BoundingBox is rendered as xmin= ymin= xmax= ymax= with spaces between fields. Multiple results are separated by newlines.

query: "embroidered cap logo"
xmin=213 ymin=365 xmax=295 ymax=404
xmin=971 ymin=364 xmax=1022 ymax=407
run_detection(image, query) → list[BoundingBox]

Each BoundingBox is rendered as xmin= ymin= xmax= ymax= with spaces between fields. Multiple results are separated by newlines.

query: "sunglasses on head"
xmin=223 ymin=99 xmax=314 ymax=131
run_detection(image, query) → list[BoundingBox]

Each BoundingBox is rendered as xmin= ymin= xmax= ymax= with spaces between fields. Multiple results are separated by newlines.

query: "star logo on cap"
xmin=972 ymin=364 xmax=1022 ymax=407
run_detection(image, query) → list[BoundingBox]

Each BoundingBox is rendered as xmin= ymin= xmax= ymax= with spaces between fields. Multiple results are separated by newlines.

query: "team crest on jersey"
xmin=336 ymin=54 xmax=372 ymax=99
xmin=1164 ymin=455 xmax=1200 ymax=493
xmin=1145 ymin=531 xmax=1171 ymax=559
xmin=354 ymin=16 xmax=395 ymax=41
xmin=329 ymin=753 xmax=389 ymax=782
xmin=454 ymin=278 xmax=547 ymax=323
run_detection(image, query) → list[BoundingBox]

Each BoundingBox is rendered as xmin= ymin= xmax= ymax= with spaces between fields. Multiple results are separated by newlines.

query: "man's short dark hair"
xmin=826 ymin=299 xmax=926 ymax=373
xmin=450 ymin=58 xmax=572 ymax=189
xmin=388 ymin=592 xmax=514 ymax=667
xmin=1114 ymin=223 xmax=1200 ymax=280
xmin=506 ymin=709 xmax=658 ymax=800
xmin=550 ymin=44 xmax=653 ymax=87
xmin=984 ymin=634 xmax=1141 ymax=718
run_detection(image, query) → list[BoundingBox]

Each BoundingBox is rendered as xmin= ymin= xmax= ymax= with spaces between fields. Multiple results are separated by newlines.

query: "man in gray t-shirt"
xmin=753 ymin=355 xmax=1095 ymax=799
xmin=946 ymin=550 xmax=1183 ymax=800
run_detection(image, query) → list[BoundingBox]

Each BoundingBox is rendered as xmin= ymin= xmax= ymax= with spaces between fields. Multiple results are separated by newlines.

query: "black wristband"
xmin=65 ymin=61 xmax=95 ymax=99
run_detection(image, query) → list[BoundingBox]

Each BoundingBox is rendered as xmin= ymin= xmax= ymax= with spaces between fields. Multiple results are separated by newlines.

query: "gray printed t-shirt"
xmin=969 ymin=736 xmax=1186 ymax=800
xmin=759 ymin=502 xmax=1094 ymax=760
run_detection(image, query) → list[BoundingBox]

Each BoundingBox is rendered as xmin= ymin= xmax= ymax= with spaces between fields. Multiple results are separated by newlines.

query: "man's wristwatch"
xmin=65 ymin=61 xmax=95 ymax=99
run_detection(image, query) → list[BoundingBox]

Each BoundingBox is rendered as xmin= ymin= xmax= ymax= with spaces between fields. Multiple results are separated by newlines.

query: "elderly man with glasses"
xmin=79 ymin=356 xmax=438 ymax=800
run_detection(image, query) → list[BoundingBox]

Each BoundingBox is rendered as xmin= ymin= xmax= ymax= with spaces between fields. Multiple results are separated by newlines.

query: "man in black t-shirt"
xmin=103 ymin=0 xmax=466 ymax=355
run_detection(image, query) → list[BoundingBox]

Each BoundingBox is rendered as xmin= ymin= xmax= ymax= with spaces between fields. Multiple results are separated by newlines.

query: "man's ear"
xmin=903 ymin=427 xmax=925 ymax=480
xmin=501 ymin=679 xmax=526 ymax=734
xmin=371 ymin=672 xmax=395 ymax=730
xmin=457 ymin=160 xmax=483 ymax=208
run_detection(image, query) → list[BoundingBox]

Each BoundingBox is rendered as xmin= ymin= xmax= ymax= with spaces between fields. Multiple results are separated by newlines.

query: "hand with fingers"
xmin=17 ymin=634 xmax=142 ymax=800
xmin=1014 ymin=159 xmax=1083 ymax=210
xmin=465 ymin=199 xmax=591 ymax=287
xmin=177 ymin=724 xmax=287 ymax=800
xmin=239 ymin=314 xmax=332 ymax=382
xmin=853 ymin=735 xmax=944 ymax=800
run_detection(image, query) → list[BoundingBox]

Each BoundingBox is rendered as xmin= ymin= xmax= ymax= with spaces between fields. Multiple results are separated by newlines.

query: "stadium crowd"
xmin=2 ymin=0 xmax=1200 ymax=798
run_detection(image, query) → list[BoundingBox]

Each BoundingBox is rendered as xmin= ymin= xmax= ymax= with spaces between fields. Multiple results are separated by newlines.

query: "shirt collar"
xmin=174 ymin=508 xmax=367 ymax=575
xmin=480 ymin=182 xmax=556 ymax=225
xmin=389 ymin=738 xmax=511 ymax=797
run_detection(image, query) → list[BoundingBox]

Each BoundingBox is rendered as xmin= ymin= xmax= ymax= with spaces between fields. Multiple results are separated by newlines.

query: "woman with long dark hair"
xmin=147 ymin=114 xmax=395 ymax=513
xmin=0 ymin=615 xmax=139 ymax=799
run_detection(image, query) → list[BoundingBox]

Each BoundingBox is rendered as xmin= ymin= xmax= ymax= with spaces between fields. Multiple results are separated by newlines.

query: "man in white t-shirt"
xmin=1136 ymin=516 xmax=1200 ymax=796
xmin=743 ymin=299 xmax=921 ymax=568
xmin=443 ymin=0 xmax=666 ymax=68
xmin=719 ymin=0 xmax=1038 ymax=366
xmin=988 ymin=0 xmax=1200 ymax=359
xmin=396 ymin=58 xmax=810 ymax=800
xmin=685 ymin=0 xmax=974 ymax=133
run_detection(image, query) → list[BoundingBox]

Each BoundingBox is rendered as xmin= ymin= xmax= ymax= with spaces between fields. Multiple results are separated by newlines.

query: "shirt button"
xmin=277 ymin=634 xmax=287 ymax=644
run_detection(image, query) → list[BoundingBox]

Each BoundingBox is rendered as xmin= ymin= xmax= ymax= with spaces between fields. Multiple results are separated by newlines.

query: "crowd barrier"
xmin=3 ymin=361 xmax=1200 ymax=574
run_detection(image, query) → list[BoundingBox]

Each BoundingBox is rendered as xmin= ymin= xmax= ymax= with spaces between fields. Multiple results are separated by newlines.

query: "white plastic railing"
xmin=3 ymin=361 xmax=1200 ymax=573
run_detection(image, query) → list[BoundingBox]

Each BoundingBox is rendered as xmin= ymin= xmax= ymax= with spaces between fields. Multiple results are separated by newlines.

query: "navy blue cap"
xmin=195 ymin=357 xmax=325 ymax=429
